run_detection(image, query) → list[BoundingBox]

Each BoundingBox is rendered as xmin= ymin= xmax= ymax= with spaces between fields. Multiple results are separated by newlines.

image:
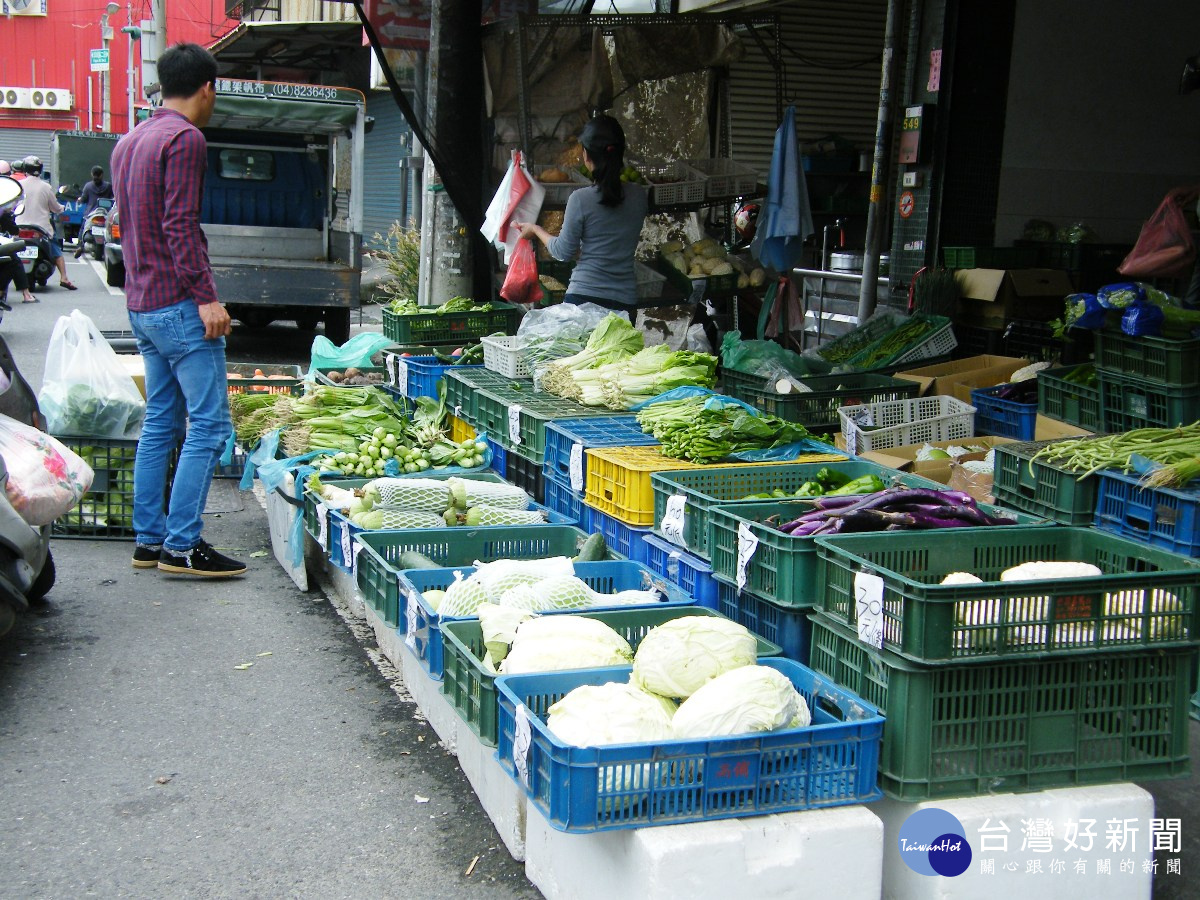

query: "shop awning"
xmin=208 ymin=21 xmax=366 ymax=78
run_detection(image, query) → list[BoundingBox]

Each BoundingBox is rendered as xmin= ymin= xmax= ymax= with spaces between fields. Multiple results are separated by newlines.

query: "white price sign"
xmin=660 ymin=494 xmax=688 ymax=548
xmin=453 ymin=404 xmax=463 ymax=419
xmin=513 ymin=703 xmax=533 ymax=787
xmin=351 ymin=540 xmax=365 ymax=579
xmin=569 ymin=442 xmax=585 ymax=493
xmin=854 ymin=571 xmax=885 ymax=649
xmin=404 ymin=588 xmax=419 ymax=651
xmin=735 ymin=521 xmax=759 ymax=593
xmin=845 ymin=427 xmax=858 ymax=457
xmin=386 ymin=353 xmax=398 ymax=385
xmin=508 ymin=404 xmax=522 ymax=445
xmin=316 ymin=504 xmax=329 ymax=550
xmin=395 ymin=358 xmax=409 ymax=397
xmin=847 ymin=406 xmax=875 ymax=427
xmin=339 ymin=522 xmax=352 ymax=567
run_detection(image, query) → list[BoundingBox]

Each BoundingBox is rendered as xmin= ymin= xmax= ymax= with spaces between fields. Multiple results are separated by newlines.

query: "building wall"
xmin=0 ymin=0 xmax=238 ymax=139
xmin=995 ymin=1 xmax=1200 ymax=245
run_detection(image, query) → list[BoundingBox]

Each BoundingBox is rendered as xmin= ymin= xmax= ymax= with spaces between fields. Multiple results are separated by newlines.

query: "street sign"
xmin=90 ymin=49 xmax=109 ymax=72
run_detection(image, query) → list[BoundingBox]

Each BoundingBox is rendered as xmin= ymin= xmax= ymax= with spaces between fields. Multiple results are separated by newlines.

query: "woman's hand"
xmin=511 ymin=221 xmax=538 ymax=241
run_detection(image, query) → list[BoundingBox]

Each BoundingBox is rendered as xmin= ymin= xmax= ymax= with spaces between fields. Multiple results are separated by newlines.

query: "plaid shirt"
xmin=111 ymin=108 xmax=218 ymax=311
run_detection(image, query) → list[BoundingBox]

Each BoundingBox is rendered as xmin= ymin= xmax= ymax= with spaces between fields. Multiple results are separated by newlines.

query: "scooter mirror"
xmin=0 ymin=175 xmax=22 ymax=209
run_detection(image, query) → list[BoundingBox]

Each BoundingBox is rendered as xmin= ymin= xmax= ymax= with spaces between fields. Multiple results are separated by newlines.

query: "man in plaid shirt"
xmin=111 ymin=43 xmax=245 ymax=578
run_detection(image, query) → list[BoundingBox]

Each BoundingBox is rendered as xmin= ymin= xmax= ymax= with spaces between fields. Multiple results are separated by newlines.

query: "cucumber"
xmin=574 ymin=532 xmax=608 ymax=563
xmin=398 ymin=550 xmax=441 ymax=570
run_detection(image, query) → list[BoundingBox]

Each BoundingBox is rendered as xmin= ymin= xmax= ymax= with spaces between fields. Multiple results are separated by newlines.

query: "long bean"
xmin=1028 ymin=423 xmax=1200 ymax=479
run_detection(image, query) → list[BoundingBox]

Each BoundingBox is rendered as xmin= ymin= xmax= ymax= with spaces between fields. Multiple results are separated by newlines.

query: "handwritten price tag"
xmin=394 ymin=358 xmax=409 ymax=397
xmin=847 ymin=406 xmax=875 ymax=427
xmin=316 ymin=504 xmax=329 ymax=550
xmin=508 ymin=404 xmax=522 ymax=445
xmin=660 ymin=494 xmax=687 ymax=547
xmin=569 ymin=442 xmax=585 ymax=493
xmin=386 ymin=353 xmax=398 ymax=385
xmin=513 ymin=704 xmax=533 ymax=787
xmin=845 ymin=427 xmax=858 ymax=456
xmin=405 ymin=588 xmax=419 ymax=651
xmin=339 ymin=521 xmax=352 ymax=567
xmin=351 ymin=540 xmax=364 ymax=579
xmin=854 ymin=570 xmax=885 ymax=649
xmin=454 ymin=404 xmax=463 ymax=419
xmin=735 ymin=521 xmax=759 ymax=593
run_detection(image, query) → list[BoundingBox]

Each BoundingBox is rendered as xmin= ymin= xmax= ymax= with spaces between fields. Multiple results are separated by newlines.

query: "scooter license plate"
xmin=91 ymin=226 xmax=105 ymax=236
xmin=17 ymin=246 xmax=37 ymax=260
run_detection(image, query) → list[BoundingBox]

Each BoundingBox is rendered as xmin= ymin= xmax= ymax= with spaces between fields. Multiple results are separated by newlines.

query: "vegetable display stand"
xmin=707 ymin=491 xmax=1041 ymax=610
xmin=384 ymin=354 xmax=483 ymax=401
xmin=542 ymin=416 xmax=658 ymax=486
xmin=970 ymin=384 xmax=1037 ymax=440
xmin=1094 ymin=329 xmax=1200 ymax=387
xmin=846 ymin=314 xmax=956 ymax=372
xmin=585 ymin=445 xmax=844 ymax=529
xmin=992 ymin=439 xmax=1100 ymax=525
xmin=52 ymin=438 xmax=159 ymax=540
xmin=1037 ymin=365 xmax=1101 ymax=431
xmin=494 ymin=658 xmax=883 ymax=832
xmin=506 ymin=445 xmax=546 ymax=504
xmin=1098 ymin=370 xmax=1200 ymax=432
xmin=808 ymin=614 xmax=1195 ymax=801
xmin=650 ymin=460 xmax=899 ymax=563
xmin=448 ymin=415 xmax=476 ymax=444
xmin=443 ymin=607 xmax=781 ymax=747
xmin=397 ymin=560 xmax=695 ymax=681
xmin=581 ymin=505 xmax=654 ymax=565
xmin=226 ymin=363 xmax=303 ymax=396
xmin=1094 ymin=469 xmax=1200 ymax=556
xmin=354 ymin=525 xmax=603 ymax=626
xmin=719 ymin=370 xmax=919 ymax=433
xmin=838 ymin=395 xmax=976 ymax=455
xmin=813 ymin=525 xmax=1200 ymax=664
xmin=544 ymin=472 xmax=588 ymax=527
xmin=715 ymin=575 xmax=811 ymax=663
xmin=381 ymin=302 xmax=519 ymax=345
xmin=643 ymin=533 xmax=719 ymax=610
xmin=480 ymin=334 xmax=532 ymax=379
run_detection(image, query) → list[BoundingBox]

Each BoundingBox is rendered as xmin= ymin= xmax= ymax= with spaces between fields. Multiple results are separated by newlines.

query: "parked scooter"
xmin=0 ymin=176 xmax=56 ymax=636
xmin=15 ymin=222 xmax=55 ymax=289
xmin=79 ymin=197 xmax=112 ymax=261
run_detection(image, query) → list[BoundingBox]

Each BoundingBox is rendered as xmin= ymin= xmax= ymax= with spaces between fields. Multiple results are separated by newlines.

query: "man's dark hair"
xmin=158 ymin=43 xmax=218 ymax=100
xmin=91 ymin=166 xmax=103 ymax=178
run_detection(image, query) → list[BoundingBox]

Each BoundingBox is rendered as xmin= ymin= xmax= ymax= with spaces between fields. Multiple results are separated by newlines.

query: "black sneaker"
xmin=158 ymin=540 xmax=247 ymax=577
xmin=132 ymin=544 xmax=162 ymax=569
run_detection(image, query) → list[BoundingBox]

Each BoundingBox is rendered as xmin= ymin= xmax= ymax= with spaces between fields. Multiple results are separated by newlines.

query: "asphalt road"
xmin=0 ymin=254 xmax=539 ymax=899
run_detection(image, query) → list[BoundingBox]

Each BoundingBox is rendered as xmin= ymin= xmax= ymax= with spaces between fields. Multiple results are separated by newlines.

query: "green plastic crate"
xmin=808 ymin=614 xmax=1196 ymax=801
xmin=440 ymin=607 xmax=783 ymax=747
xmin=1098 ymin=370 xmax=1200 ymax=432
xmin=651 ymin=460 xmax=908 ymax=563
xmin=706 ymin=489 xmax=1041 ymax=609
xmin=720 ymin=370 xmax=919 ymax=432
xmin=447 ymin=368 xmax=614 ymax=466
xmin=1037 ymin=365 xmax=1101 ymax=431
xmin=354 ymin=525 xmax=603 ymax=627
xmin=1094 ymin=329 xmax=1200 ymax=387
xmin=992 ymin=439 xmax=1099 ymax=525
xmin=813 ymin=526 xmax=1200 ymax=664
xmin=845 ymin=315 xmax=955 ymax=372
xmin=52 ymin=438 xmax=150 ymax=540
xmin=381 ymin=302 xmax=519 ymax=345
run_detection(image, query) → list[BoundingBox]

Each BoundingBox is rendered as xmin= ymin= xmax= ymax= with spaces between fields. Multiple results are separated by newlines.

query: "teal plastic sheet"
xmin=308 ymin=332 xmax=395 ymax=376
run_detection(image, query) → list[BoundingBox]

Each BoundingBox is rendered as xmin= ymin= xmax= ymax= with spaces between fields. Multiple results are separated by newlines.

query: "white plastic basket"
xmin=838 ymin=395 xmax=976 ymax=455
xmin=532 ymin=165 xmax=591 ymax=207
xmin=685 ymin=158 xmax=759 ymax=199
xmin=891 ymin=321 xmax=959 ymax=366
xmin=638 ymin=159 xmax=707 ymax=207
xmin=480 ymin=334 xmax=531 ymax=379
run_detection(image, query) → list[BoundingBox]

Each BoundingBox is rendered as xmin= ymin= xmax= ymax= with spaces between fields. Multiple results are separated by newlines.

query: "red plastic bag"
xmin=500 ymin=238 xmax=543 ymax=305
xmin=1118 ymin=186 xmax=1200 ymax=278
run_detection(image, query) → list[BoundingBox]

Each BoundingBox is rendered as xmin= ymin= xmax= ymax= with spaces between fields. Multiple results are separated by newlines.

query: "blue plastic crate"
xmin=494 ymin=659 xmax=884 ymax=832
xmin=1094 ymin=469 xmax=1200 ymax=557
xmin=386 ymin=354 xmax=484 ymax=400
xmin=544 ymin=472 xmax=589 ymax=526
xmin=582 ymin=504 xmax=653 ymax=565
xmin=486 ymin=436 xmax=508 ymax=477
xmin=642 ymin=533 xmax=719 ymax=610
xmin=542 ymin=416 xmax=658 ymax=486
xmin=715 ymin=574 xmax=812 ymax=664
xmin=970 ymin=384 xmax=1037 ymax=440
xmin=396 ymin=560 xmax=696 ymax=680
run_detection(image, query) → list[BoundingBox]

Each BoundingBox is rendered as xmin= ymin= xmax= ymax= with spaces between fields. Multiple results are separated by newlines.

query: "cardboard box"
xmin=894 ymin=355 xmax=1029 ymax=402
xmin=954 ymin=268 xmax=1076 ymax=329
xmin=854 ymin=435 xmax=1017 ymax=485
xmin=116 ymin=354 xmax=146 ymax=398
xmin=1035 ymin=413 xmax=1093 ymax=441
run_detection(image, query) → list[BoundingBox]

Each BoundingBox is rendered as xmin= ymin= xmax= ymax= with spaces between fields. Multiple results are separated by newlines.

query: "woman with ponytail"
xmin=514 ymin=114 xmax=648 ymax=312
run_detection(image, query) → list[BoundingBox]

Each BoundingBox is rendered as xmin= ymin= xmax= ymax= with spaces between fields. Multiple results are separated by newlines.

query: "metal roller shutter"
xmin=728 ymin=0 xmax=887 ymax=179
xmin=362 ymin=92 xmax=413 ymax=249
xmin=0 ymin=128 xmax=54 ymax=173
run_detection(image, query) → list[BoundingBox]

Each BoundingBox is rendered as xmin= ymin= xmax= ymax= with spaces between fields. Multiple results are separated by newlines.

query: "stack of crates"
xmin=807 ymin=525 xmax=1200 ymax=800
xmin=1094 ymin=329 xmax=1200 ymax=432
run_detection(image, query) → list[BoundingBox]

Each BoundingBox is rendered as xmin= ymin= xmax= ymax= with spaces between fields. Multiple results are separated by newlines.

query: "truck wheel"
xmin=105 ymin=260 xmax=125 ymax=287
xmin=324 ymin=309 xmax=351 ymax=345
xmin=295 ymin=313 xmax=320 ymax=332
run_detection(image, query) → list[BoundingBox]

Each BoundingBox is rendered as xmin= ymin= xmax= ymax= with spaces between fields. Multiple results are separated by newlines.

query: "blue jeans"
xmin=128 ymin=299 xmax=230 ymax=552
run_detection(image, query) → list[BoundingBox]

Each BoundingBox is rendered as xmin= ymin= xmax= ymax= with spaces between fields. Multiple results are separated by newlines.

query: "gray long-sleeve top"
xmin=547 ymin=183 xmax=648 ymax=304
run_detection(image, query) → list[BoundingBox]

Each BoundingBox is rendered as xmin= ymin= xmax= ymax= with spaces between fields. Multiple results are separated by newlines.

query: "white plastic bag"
xmin=481 ymin=150 xmax=545 ymax=265
xmin=0 ymin=414 xmax=94 ymax=526
xmin=39 ymin=310 xmax=145 ymax=439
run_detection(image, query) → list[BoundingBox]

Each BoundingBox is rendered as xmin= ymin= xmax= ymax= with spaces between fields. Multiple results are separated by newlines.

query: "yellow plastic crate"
xmin=584 ymin=445 xmax=845 ymax=527
xmin=448 ymin=414 xmax=476 ymax=443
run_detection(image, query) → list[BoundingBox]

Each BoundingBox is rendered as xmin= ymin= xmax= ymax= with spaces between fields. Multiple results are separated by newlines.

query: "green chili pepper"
xmin=814 ymin=467 xmax=850 ymax=488
xmin=824 ymin=474 xmax=886 ymax=496
xmin=792 ymin=481 xmax=825 ymax=498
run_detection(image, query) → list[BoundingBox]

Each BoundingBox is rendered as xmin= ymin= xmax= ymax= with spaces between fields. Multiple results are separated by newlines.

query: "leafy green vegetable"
xmin=635 ymin=395 xmax=812 ymax=462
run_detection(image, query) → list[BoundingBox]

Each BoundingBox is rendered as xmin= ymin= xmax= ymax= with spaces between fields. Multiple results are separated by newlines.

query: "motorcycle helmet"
xmin=734 ymin=202 xmax=760 ymax=244
xmin=0 ymin=160 xmax=9 ymax=176
xmin=10 ymin=160 xmax=24 ymax=174
xmin=22 ymin=156 xmax=43 ymax=176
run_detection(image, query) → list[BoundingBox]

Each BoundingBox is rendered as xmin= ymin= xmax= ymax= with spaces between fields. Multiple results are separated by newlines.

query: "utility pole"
xmin=100 ymin=2 xmax=118 ymax=132
xmin=121 ymin=0 xmax=141 ymax=129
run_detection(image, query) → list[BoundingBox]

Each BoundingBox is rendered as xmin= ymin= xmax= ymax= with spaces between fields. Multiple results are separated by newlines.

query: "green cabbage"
xmin=499 ymin=615 xmax=633 ymax=674
xmin=631 ymin=616 xmax=757 ymax=699
xmin=547 ymin=681 xmax=676 ymax=747
xmin=671 ymin=665 xmax=811 ymax=739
